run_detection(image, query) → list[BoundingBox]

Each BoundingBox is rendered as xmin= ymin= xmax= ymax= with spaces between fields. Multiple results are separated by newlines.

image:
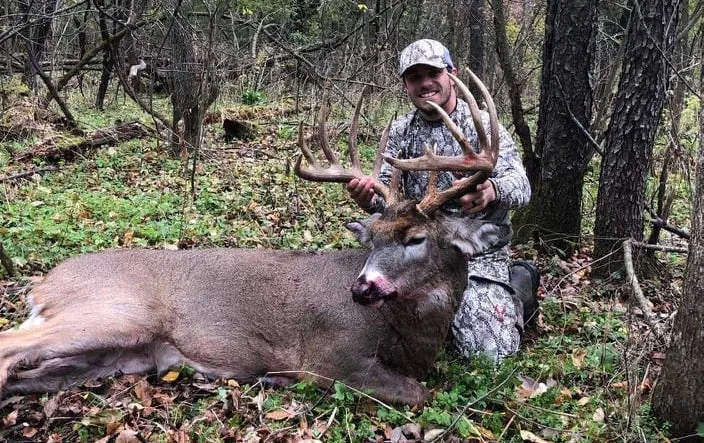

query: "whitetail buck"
xmin=0 ymin=72 xmax=499 ymax=406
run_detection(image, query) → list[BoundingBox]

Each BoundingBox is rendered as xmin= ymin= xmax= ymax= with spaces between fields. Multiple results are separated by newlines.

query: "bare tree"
xmin=468 ymin=0 xmax=486 ymax=82
xmin=593 ymin=0 xmax=680 ymax=276
xmin=163 ymin=0 xmax=220 ymax=159
xmin=652 ymin=27 xmax=704 ymax=434
xmin=18 ymin=0 xmax=57 ymax=89
xmin=531 ymin=0 xmax=599 ymax=255
xmin=489 ymin=0 xmax=533 ymax=174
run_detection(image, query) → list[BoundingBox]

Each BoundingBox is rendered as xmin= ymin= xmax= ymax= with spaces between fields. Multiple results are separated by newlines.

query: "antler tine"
xmin=415 ymin=71 xmax=500 ymax=215
xmin=348 ymin=85 xmax=371 ymax=172
xmin=455 ymin=70 xmax=499 ymax=165
xmin=317 ymin=99 xmax=340 ymax=166
xmin=372 ymin=120 xmax=392 ymax=179
xmin=294 ymin=93 xmax=393 ymax=205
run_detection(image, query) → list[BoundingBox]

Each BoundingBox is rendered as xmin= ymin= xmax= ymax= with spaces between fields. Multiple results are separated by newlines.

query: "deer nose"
xmin=351 ymin=276 xmax=377 ymax=305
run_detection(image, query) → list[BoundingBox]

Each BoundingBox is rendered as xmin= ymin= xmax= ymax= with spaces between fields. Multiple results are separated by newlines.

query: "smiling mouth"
xmin=420 ymin=91 xmax=437 ymax=99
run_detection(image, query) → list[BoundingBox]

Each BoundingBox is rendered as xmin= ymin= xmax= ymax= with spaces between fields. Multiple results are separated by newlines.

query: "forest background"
xmin=1 ymin=0 xmax=703 ymax=441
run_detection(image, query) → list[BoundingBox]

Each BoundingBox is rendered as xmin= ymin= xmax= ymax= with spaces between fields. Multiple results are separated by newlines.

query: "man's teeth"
xmin=421 ymin=91 xmax=435 ymax=98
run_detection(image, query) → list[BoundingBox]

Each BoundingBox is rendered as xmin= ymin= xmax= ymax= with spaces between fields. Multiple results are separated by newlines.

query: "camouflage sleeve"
xmin=487 ymin=120 xmax=531 ymax=210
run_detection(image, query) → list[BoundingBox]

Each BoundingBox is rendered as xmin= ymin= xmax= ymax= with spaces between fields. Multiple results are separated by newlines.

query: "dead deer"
xmin=0 ymin=72 xmax=499 ymax=406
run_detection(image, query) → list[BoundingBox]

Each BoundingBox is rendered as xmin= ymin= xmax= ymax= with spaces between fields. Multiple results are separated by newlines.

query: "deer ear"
xmin=345 ymin=213 xmax=381 ymax=248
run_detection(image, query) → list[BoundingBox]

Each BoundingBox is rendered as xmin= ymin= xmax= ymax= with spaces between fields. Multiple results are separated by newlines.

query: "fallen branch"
xmin=0 ymin=167 xmax=60 ymax=183
xmin=14 ymin=121 xmax=155 ymax=163
xmin=623 ymin=239 xmax=666 ymax=342
xmin=645 ymin=204 xmax=690 ymax=239
xmin=630 ymin=240 xmax=688 ymax=254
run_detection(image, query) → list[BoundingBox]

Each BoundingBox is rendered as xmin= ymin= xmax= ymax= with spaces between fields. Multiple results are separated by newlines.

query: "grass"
xmin=0 ymin=84 xmax=690 ymax=441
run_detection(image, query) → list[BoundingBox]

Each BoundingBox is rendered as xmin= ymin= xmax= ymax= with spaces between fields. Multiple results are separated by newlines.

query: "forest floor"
xmin=0 ymin=89 xmax=686 ymax=442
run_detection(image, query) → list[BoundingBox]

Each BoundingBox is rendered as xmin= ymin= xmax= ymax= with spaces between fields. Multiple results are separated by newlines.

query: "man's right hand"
xmin=346 ymin=177 xmax=376 ymax=211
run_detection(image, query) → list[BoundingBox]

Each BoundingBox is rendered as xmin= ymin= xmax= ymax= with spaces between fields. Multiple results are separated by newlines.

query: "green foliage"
xmin=241 ymin=89 xmax=264 ymax=105
xmin=0 ymin=74 xmax=30 ymax=99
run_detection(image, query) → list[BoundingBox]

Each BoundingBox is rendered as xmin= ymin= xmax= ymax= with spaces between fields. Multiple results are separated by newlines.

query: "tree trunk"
xmin=18 ymin=0 xmax=56 ymax=89
xmin=645 ymin=0 xmax=690 ymax=257
xmin=95 ymin=0 xmax=118 ymax=110
xmin=166 ymin=0 xmax=219 ymax=156
xmin=592 ymin=0 xmax=679 ymax=276
xmin=530 ymin=0 xmax=598 ymax=255
xmin=652 ymin=27 xmax=704 ymax=435
xmin=490 ymin=0 xmax=533 ymax=163
xmin=468 ymin=0 xmax=486 ymax=88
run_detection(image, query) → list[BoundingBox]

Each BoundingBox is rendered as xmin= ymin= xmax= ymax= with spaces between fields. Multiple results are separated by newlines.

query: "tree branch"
xmin=623 ymin=239 xmax=666 ymax=342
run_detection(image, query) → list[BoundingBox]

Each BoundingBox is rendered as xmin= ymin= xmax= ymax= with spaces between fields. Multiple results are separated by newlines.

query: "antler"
xmin=295 ymin=87 xmax=398 ymax=205
xmin=383 ymin=70 xmax=499 ymax=215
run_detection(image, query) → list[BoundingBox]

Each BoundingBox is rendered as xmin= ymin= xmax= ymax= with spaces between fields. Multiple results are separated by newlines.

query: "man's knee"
xmin=451 ymin=279 xmax=522 ymax=362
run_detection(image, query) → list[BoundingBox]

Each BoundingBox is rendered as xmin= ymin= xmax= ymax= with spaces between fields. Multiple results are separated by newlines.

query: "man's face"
xmin=402 ymin=65 xmax=457 ymax=121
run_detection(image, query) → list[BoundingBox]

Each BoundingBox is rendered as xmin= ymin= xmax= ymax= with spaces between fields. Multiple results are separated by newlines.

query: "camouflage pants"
xmin=450 ymin=246 xmax=523 ymax=363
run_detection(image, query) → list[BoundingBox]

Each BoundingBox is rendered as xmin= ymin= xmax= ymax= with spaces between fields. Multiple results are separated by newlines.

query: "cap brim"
xmin=400 ymin=61 xmax=448 ymax=76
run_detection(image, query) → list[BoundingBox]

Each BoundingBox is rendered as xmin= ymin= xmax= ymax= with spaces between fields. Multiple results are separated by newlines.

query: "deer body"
xmin=0 ymin=205 xmax=473 ymax=405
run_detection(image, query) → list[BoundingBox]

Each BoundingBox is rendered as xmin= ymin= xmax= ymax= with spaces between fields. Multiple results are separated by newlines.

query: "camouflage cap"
xmin=398 ymin=39 xmax=454 ymax=76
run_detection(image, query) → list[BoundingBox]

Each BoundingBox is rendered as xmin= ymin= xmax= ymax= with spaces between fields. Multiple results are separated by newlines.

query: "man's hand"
xmin=456 ymin=179 xmax=496 ymax=214
xmin=346 ymin=177 xmax=376 ymax=211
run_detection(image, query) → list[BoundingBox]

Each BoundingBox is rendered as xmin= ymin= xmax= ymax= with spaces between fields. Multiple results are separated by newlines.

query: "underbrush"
xmin=0 ymin=96 xmax=679 ymax=442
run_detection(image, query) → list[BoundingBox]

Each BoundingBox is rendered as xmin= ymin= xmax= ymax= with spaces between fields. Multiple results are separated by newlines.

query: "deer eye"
xmin=405 ymin=236 xmax=426 ymax=247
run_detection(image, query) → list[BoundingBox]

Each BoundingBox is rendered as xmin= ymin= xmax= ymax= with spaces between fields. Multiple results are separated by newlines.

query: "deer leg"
xmin=3 ymin=347 xmax=156 ymax=394
xmin=329 ymin=359 xmax=430 ymax=406
xmin=0 ymin=315 xmax=159 ymax=394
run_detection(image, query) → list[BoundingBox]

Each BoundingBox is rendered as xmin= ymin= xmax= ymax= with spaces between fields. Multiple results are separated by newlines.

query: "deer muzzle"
xmin=351 ymin=276 xmax=397 ymax=306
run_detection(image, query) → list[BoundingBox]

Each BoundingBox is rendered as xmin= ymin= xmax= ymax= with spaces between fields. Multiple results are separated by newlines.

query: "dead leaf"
xmin=116 ymin=429 xmax=143 ymax=443
xmin=265 ymin=409 xmax=294 ymax=420
xmin=571 ymin=350 xmax=585 ymax=368
xmin=592 ymin=407 xmax=605 ymax=422
xmin=517 ymin=375 xmax=555 ymax=400
xmin=43 ymin=393 xmax=62 ymax=418
xmin=134 ymin=379 xmax=154 ymax=406
xmin=161 ymin=369 xmax=181 ymax=382
xmin=520 ymin=429 xmax=552 ymax=443
xmin=22 ymin=426 xmax=38 ymax=438
xmin=423 ymin=429 xmax=445 ymax=440
xmin=2 ymin=409 xmax=18 ymax=428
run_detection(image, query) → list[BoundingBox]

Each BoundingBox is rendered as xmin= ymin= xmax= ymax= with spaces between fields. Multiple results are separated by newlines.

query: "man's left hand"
xmin=455 ymin=179 xmax=496 ymax=214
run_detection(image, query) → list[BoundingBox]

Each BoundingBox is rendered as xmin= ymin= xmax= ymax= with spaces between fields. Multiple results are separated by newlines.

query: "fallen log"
xmin=14 ymin=121 xmax=155 ymax=163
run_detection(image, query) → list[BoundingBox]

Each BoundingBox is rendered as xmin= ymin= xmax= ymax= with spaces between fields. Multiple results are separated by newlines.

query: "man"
xmin=346 ymin=39 xmax=538 ymax=362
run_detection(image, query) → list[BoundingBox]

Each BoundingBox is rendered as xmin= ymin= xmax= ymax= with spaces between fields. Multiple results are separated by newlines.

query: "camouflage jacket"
xmin=369 ymin=99 xmax=531 ymax=260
